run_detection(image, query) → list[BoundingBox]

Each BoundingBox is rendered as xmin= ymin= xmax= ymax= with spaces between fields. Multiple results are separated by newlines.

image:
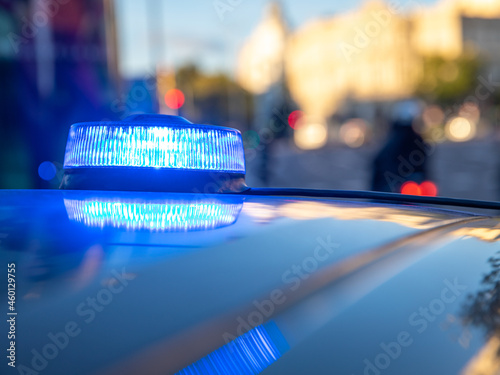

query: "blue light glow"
xmin=63 ymin=124 xmax=245 ymax=173
xmin=176 ymin=323 xmax=288 ymax=375
xmin=38 ymin=161 xmax=57 ymax=181
xmin=64 ymin=199 xmax=242 ymax=231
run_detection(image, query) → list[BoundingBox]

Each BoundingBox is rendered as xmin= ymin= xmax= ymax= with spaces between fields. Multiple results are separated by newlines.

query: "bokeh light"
xmin=400 ymin=181 xmax=438 ymax=196
xmin=420 ymin=181 xmax=438 ymax=196
xmin=445 ymin=116 xmax=476 ymax=142
xmin=38 ymin=161 xmax=57 ymax=181
xmin=422 ymin=105 xmax=445 ymax=128
xmin=339 ymin=119 xmax=367 ymax=148
xmin=294 ymin=119 xmax=328 ymax=150
xmin=242 ymin=130 xmax=260 ymax=149
xmin=459 ymin=102 xmax=480 ymax=124
xmin=288 ymin=110 xmax=303 ymax=129
xmin=164 ymin=89 xmax=185 ymax=109
xmin=401 ymin=181 xmax=421 ymax=195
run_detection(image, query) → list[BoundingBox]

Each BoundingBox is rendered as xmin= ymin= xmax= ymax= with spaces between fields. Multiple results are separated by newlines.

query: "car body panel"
xmin=1 ymin=190 xmax=499 ymax=374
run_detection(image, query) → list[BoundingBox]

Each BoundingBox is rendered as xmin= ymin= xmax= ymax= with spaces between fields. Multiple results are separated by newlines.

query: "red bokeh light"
xmin=401 ymin=181 xmax=421 ymax=195
xmin=420 ymin=181 xmax=438 ymax=197
xmin=400 ymin=181 xmax=438 ymax=196
xmin=288 ymin=110 xmax=303 ymax=129
xmin=164 ymin=89 xmax=185 ymax=109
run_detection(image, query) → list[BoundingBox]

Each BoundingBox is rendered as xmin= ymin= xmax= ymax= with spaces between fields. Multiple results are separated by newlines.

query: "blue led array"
xmin=64 ymin=199 xmax=242 ymax=231
xmin=176 ymin=324 xmax=287 ymax=375
xmin=63 ymin=124 xmax=245 ymax=173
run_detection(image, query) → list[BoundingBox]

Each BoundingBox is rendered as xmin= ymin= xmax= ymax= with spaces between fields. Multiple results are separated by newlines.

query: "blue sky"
xmin=116 ymin=0 xmax=439 ymax=77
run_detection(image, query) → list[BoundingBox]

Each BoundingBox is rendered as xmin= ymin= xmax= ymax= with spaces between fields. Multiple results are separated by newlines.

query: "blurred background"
xmin=1 ymin=0 xmax=500 ymax=200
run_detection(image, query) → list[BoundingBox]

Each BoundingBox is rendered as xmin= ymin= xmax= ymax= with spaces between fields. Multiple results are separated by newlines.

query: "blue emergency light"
xmin=60 ymin=114 xmax=246 ymax=192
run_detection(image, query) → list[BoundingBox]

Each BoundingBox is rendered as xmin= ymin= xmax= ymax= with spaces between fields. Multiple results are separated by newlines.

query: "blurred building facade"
xmin=237 ymin=0 xmax=500 ymax=146
xmin=236 ymin=3 xmax=288 ymax=134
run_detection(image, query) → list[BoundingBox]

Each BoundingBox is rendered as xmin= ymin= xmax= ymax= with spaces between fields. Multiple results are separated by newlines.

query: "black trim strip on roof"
xmin=238 ymin=188 xmax=500 ymax=211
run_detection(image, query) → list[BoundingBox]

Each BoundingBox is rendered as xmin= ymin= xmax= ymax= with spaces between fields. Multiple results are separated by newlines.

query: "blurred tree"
xmin=175 ymin=64 xmax=253 ymax=130
xmin=416 ymin=52 xmax=482 ymax=105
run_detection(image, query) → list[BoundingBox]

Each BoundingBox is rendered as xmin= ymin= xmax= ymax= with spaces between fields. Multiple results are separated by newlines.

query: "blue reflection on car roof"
xmin=64 ymin=198 xmax=243 ymax=231
xmin=176 ymin=322 xmax=289 ymax=375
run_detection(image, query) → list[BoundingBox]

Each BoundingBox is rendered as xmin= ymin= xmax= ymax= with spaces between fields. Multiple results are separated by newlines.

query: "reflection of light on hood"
xmin=453 ymin=227 xmax=500 ymax=242
xmin=243 ymin=203 xmax=277 ymax=222
xmin=176 ymin=323 xmax=288 ymax=375
xmin=461 ymin=335 xmax=500 ymax=375
xmin=244 ymin=201 xmax=463 ymax=230
xmin=64 ymin=199 xmax=242 ymax=231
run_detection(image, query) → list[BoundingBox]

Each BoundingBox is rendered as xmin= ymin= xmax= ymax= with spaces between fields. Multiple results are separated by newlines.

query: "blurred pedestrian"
xmin=371 ymin=100 xmax=429 ymax=193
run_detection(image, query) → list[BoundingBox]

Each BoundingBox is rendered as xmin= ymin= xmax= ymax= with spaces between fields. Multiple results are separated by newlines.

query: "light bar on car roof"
xmin=60 ymin=114 xmax=247 ymax=192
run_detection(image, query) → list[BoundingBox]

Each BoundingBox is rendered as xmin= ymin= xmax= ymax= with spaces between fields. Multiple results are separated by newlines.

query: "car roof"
xmin=2 ymin=189 xmax=500 ymax=374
